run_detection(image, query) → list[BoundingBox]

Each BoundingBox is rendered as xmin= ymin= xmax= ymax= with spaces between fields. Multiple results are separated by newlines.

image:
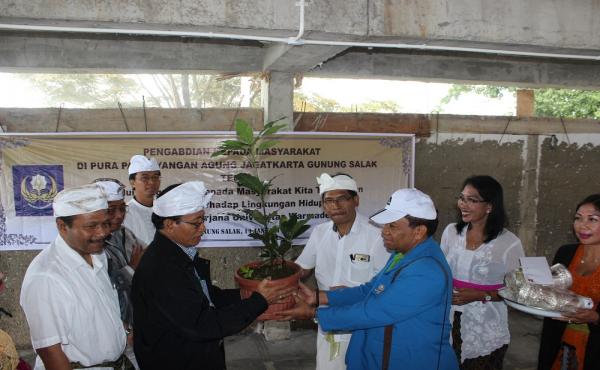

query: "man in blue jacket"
xmin=279 ymin=188 xmax=459 ymax=370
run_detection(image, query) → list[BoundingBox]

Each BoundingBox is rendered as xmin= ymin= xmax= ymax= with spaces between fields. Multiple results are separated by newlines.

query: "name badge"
xmin=350 ymin=253 xmax=371 ymax=262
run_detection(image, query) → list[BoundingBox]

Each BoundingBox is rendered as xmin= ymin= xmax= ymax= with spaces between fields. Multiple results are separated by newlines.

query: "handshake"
xmin=256 ymin=281 xmax=324 ymax=321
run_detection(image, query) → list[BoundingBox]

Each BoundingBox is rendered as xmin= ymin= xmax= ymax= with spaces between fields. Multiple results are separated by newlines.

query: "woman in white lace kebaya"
xmin=441 ymin=175 xmax=524 ymax=370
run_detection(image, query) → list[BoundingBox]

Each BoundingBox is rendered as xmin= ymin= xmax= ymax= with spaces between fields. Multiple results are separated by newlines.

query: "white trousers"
xmin=316 ymin=332 xmax=350 ymax=370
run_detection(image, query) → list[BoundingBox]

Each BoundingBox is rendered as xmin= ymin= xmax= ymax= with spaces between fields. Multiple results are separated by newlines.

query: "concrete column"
xmin=262 ymin=72 xmax=294 ymax=131
xmin=518 ymin=134 xmax=540 ymax=256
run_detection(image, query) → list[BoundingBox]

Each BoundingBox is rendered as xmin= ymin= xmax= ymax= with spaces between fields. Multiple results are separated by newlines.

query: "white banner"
xmin=0 ymin=132 xmax=414 ymax=250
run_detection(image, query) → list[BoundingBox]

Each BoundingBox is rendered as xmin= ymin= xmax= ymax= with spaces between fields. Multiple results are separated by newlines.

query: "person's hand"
xmin=556 ymin=308 xmax=600 ymax=325
xmin=128 ymin=244 xmax=144 ymax=270
xmin=255 ymin=279 xmax=295 ymax=304
xmin=296 ymin=282 xmax=317 ymax=306
xmin=452 ymin=288 xmax=485 ymax=305
xmin=275 ymin=294 xmax=315 ymax=321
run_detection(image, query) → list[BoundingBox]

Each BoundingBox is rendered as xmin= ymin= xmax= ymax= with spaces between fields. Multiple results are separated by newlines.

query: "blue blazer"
xmin=318 ymin=237 xmax=459 ymax=370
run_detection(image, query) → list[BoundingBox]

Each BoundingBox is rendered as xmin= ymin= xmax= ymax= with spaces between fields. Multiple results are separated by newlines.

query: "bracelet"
xmin=315 ymin=288 xmax=320 ymax=307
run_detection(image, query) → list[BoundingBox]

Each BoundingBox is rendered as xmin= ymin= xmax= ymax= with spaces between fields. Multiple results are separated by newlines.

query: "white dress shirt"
xmin=123 ymin=198 xmax=156 ymax=245
xmin=20 ymin=235 xmax=126 ymax=370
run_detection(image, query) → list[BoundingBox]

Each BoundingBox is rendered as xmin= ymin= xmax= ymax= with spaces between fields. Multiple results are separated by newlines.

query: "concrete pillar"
xmin=518 ymin=135 xmax=540 ymax=257
xmin=262 ymin=72 xmax=294 ymax=131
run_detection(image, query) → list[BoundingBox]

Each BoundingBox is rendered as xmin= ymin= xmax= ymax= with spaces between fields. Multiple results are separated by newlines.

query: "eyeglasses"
xmin=138 ymin=175 xmax=161 ymax=184
xmin=178 ymin=220 xmax=205 ymax=229
xmin=456 ymin=194 xmax=486 ymax=205
xmin=323 ymin=194 xmax=354 ymax=207
xmin=107 ymin=205 xmax=128 ymax=215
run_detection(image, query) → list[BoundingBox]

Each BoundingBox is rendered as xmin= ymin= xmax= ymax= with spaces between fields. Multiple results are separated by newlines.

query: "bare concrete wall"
xmin=1 ymin=108 xmax=600 ymax=350
xmin=536 ymin=135 xmax=600 ymax=259
xmin=415 ymin=135 xmax=525 ymax=243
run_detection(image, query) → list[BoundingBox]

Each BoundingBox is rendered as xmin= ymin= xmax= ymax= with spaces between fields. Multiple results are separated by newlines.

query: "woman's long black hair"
xmin=455 ymin=175 xmax=508 ymax=243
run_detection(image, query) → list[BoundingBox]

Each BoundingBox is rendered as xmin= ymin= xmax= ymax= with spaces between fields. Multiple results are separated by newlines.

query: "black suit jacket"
xmin=132 ymin=232 xmax=267 ymax=370
xmin=537 ymin=243 xmax=600 ymax=370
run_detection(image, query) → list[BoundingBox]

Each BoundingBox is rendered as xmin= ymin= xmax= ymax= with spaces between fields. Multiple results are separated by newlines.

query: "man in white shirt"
xmin=95 ymin=179 xmax=146 ymax=369
xmin=123 ymin=155 xmax=161 ymax=245
xmin=20 ymin=184 xmax=127 ymax=370
xmin=295 ymin=173 xmax=390 ymax=370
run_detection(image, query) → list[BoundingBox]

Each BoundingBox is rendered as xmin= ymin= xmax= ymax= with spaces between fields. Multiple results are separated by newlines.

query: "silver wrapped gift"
xmin=503 ymin=265 xmax=592 ymax=313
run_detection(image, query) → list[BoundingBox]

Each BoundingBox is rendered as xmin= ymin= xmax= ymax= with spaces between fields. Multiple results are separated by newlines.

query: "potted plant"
xmin=212 ymin=118 xmax=311 ymax=320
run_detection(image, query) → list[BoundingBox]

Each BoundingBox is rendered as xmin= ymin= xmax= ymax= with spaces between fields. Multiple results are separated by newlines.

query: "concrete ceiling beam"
xmin=0 ymin=32 xmax=264 ymax=73
xmin=262 ymin=42 xmax=349 ymax=72
xmin=313 ymin=50 xmax=600 ymax=89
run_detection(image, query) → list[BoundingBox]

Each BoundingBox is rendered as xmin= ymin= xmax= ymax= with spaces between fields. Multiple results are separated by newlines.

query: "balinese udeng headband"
xmin=317 ymin=173 xmax=358 ymax=195
xmin=93 ymin=179 xmax=125 ymax=201
xmin=128 ymin=155 xmax=160 ymax=175
xmin=53 ymin=184 xmax=108 ymax=217
xmin=152 ymin=181 xmax=213 ymax=217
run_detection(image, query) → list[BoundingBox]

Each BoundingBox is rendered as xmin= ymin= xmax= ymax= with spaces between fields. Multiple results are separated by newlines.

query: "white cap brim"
xmin=370 ymin=208 xmax=408 ymax=225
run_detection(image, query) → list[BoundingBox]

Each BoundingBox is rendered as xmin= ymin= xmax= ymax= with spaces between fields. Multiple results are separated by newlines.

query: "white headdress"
xmin=153 ymin=181 xmax=213 ymax=217
xmin=53 ymin=184 xmax=108 ymax=217
xmin=128 ymin=155 xmax=160 ymax=175
xmin=316 ymin=173 xmax=358 ymax=195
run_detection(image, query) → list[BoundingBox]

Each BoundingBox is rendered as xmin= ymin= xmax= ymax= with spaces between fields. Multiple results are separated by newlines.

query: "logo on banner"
xmin=12 ymin=165 xmax=64 ymax=216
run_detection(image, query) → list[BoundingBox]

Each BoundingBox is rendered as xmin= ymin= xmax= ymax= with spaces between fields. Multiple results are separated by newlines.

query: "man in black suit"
xmin=132 ymin=181 xmax=292 ymax=370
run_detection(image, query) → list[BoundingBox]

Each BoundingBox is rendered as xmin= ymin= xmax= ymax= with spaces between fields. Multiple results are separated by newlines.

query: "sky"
xmin=0 ymin=73 xmax=516 ymax=115
xmin=297 ymin=77 xmax=515 ymax=115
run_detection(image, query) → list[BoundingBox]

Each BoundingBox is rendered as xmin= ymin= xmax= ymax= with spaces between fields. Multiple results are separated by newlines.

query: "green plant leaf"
xmin=234 ymin=173 xmax=266 ymax=195
xmin=217 ymin=140 xmax=248 ymax=150
xmin=210 ymin=149 xmax=227 ymax=158
xmin=257 ymin=140 xmax=279 ymax=152
xmin=280 ymin=213 xmax=312 ymax=240
xmin=239 ymin=266 xmax=254 ymax=278
xmin=261 ymin=122 xmax=286 ymax=137
xmin=235 ymin=119 xmax=254 ymax=144
xmin=243 ymin=209 xmax=267 ymax=226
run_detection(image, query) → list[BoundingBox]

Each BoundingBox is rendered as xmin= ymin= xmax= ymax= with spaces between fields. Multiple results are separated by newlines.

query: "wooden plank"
xmin=295 ymin=112 xmax=600 ymax=135
xmin=516 ymin=89 xmax=535 ymax=117
xmin=293 ymin=112 xmax=431 ymax=137
xmin=2 ymin=108 xmax=600 ymax=135
xmin=0 ymin=108 xmax=263 ymax=132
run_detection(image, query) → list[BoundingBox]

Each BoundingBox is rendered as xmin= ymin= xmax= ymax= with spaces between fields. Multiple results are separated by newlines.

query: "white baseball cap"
xmin=370 ymin=188 xmax=437 ymax=224
xmin=153 ymin=181 xmax=213 ymax=217
xmin=128 ymin=155 xmax=160 ymax=175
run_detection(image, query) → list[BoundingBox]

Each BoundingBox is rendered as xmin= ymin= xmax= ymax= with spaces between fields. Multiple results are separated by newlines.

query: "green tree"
xmin=436 ymin=84 xmax=600 ymax=119
xmin=355 ymin=100 xmax=401 ymax=113
xmin=294 ymin=92 xmax=343 ymax=112
xmin=25 ymin=74 xmax=139 ymax=108
xmin=294 ymin=93 xmax=401 ymax=113
xmin=18 ymin=73 xmax=262 ymax=108
xmin=534 ymin=89 xmax=600 ymax=119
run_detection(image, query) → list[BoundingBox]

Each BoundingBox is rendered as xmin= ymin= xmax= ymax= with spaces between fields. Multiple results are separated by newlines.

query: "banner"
xmin=0 ymin=132 xmax=414 ymax=250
